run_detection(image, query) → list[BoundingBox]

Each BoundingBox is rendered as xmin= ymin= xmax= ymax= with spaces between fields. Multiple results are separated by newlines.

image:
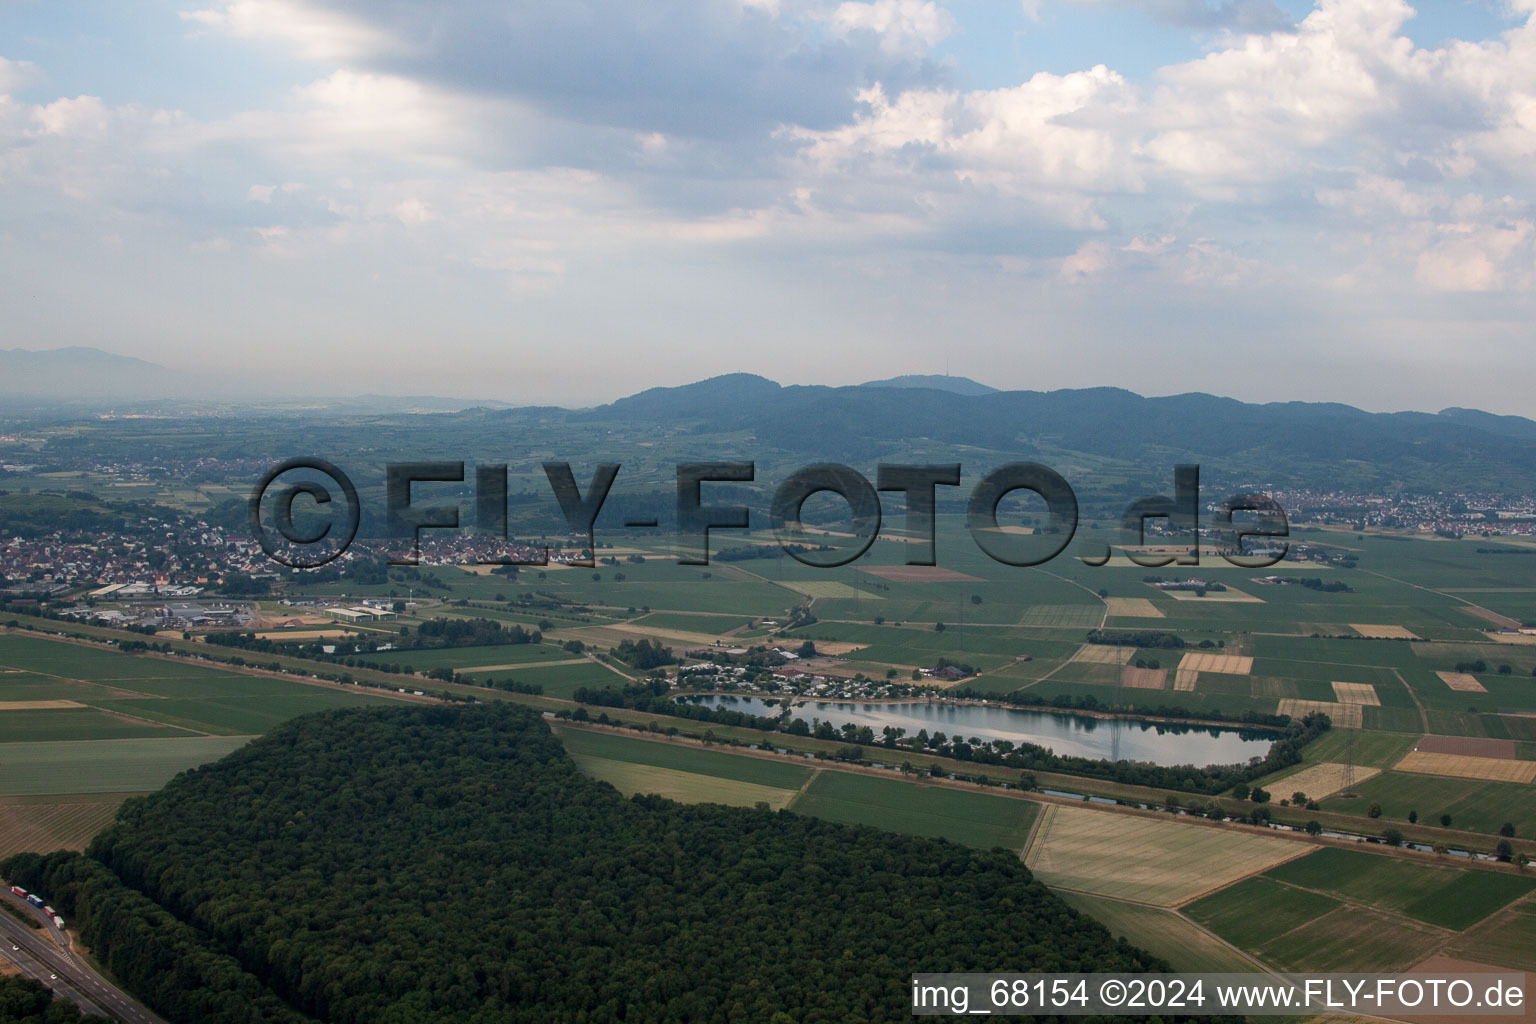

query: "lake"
xmin=677 ymin=694 xmax=1275 ymax=767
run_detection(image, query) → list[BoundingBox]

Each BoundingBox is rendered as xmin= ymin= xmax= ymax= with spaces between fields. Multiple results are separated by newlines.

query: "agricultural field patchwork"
xmin=1188 ymin=846 xmax=1535 ymax=973
xmin=1074 ymin=645 xmax=1133 ymax=665
xmin=1056 ymin=893 xmax=1259 ymax=972
xmin=1330 ymin=681 xmax=1380 ymax=705
xmin=1264 ymin=847 xmax=1536 ymax=930
xmin=1351 ymin=624 xmax=1420 ymax=639
xmin=1437 ymin=671 xmax=1488 ymax=693
xmin=1446 ymin=900 xmax=1536 ymax=973
xmin=1256 ymin=906 xmax=1447 ymax=972
xmin=1176 ymin=652 xmax=1253 ymax=675
xmin=1119 ymin=666 xmax=1167 ymax=690
xmin=1277 ymin=699 xmax=1363 ymax=729
xmin=1266 ymin=762 xmax=1382 ymax=801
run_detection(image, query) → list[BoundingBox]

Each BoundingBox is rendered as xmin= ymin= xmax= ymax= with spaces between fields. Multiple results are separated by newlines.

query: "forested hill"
xmin=564 ymin=374 xmax=1536 ymax=492
xmin=5 ymin=705 xmax=1164 ymax=1024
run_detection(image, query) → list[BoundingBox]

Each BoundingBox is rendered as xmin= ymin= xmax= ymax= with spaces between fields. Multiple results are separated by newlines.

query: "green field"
xmin=631 ymin=612 xmax=754 ymax=634
xmin=555 ymin=726 xmax=1039 ymax=849
xmin=0 ymin=706 xmax=197 ymax=742
xmin=1184 ymin=876 xmax=1341 ymax=949
xmin=382 ymin=642 xmax=579 ymax=671
xmin=1266 ymin=847 xmax=1536 ymax=930
xmin=0 ymin=737 xmax=254 ymax=795
xmin=85 ymin=690 xmax=393 ymax=735
xmin=570 ymin=754 xmax=800 ymax=809
xmin=1294 ymin=728 xmax=1422 ymax=768
xmin=555 ymin=726 xmax=814 ymax=788
xmin=1186 ymin=844 xmax=1536 ymax=972
xmin=1255 ymin=906 xmax=1448 ymax=971
xmin=787 ymin=770 xmax=1037 ymax=850
xmin=1447 ymin=899 xmax=1536 ymax=972
xmin=1324 ymin=771 xmax=1536 ymax=837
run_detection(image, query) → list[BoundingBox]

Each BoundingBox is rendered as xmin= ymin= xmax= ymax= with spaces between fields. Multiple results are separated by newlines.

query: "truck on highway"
xmin=51 ymin=916 xmax=64 ymax=929
xmin=25 ymin=894 xmax=43 ymax=907
xmin=8 ymin=886 xmax=25 ymax=897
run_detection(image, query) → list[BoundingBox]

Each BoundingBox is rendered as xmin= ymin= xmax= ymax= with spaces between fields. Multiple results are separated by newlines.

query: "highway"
xmin=0 ymin=889 xmax=166 ymax=1024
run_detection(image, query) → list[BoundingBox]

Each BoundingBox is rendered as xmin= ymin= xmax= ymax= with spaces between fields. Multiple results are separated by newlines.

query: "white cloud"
xmin=34 ymin=95 xmax=111 ymax=137
xmin=827 ymin=0 xmax=956 ymax=55
xmin=0 ymin=57 xmax=39 ymax=96
xmin=181 ymin=0 xmax=400 ymax=61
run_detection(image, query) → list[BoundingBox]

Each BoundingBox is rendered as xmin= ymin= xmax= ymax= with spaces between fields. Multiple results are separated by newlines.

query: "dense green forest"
xmin=6 ymin=705 xmax=1169 ymax=1024
xmin=0 ymin=978 xmax=104 ymax=1024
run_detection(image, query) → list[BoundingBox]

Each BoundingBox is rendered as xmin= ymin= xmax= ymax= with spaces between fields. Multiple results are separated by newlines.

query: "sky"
xmin=1 ymin=0 xmax=1534 ymax=413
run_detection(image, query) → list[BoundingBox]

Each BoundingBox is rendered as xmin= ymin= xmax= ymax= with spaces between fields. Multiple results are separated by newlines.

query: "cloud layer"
xmin=1 ymin=0 xmax=1534 ymax=408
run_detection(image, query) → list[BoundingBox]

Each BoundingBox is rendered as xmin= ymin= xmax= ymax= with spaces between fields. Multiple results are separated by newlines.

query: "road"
xmin=0 ymin=889 xmax=166 ymax=1024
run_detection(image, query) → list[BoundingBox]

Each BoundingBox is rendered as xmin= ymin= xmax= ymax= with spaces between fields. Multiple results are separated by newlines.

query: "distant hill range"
xmin=0 ymin=348 xmax=510 ymax=412
xmin=573 ymin=373 xmax=1536 ymax=492
xmin=0 ymin=346 xmax=180 ymax=400
xmin=6 ymin=351 xmax=1536 ymax=492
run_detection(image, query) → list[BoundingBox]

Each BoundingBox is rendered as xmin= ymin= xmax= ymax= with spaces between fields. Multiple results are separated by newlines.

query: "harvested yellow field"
xmin=0 ymin=700 xmax=85 ymax=710
xmin=1104 ymin=597 xmax=1164 ymax=618
xmin=1277 ymin=699 xmax=1362 ymax=729
xmin=1163 ymin=587 xmax=1263 ymax=603
xmin=1350 ymin=624 xmax=1420 ymax=640
xmin=1271 ymin=762 xmax=1381 ymax=801
xmin=1075 ymin=645 xmax=1134 ymax=665
xmin=1024 ymin=804 xmax=1304 ymax=906
xmin=0 ymin=797 xmax=126 ymax=859
xmin=1173 ymin=670 xmax=1199 ymax=692
xmin=778 ymin=581 xmax=878 ymax=600
xmin=1395 ymin=752 xmax=1536 ymax=784
xmin=457 ymin=659 xmax=588 ymax=672
xmin=252 ymin=629 xmax=359 ymax=641
xmin=1330 ymin=682 xmax=1380 ymax=706
xmin=1120 ymin=666 xmax=1167 ymax=689
xmin=1177 ymin=652 xmax=1254 ymax=675
xmin=1437 ymin=671 xmax=1487 ymax=693
xmin=609 ymin=623 xmax=748 ymax=647
xmin=1489 ymin=632 xmax=1536 ymax=645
